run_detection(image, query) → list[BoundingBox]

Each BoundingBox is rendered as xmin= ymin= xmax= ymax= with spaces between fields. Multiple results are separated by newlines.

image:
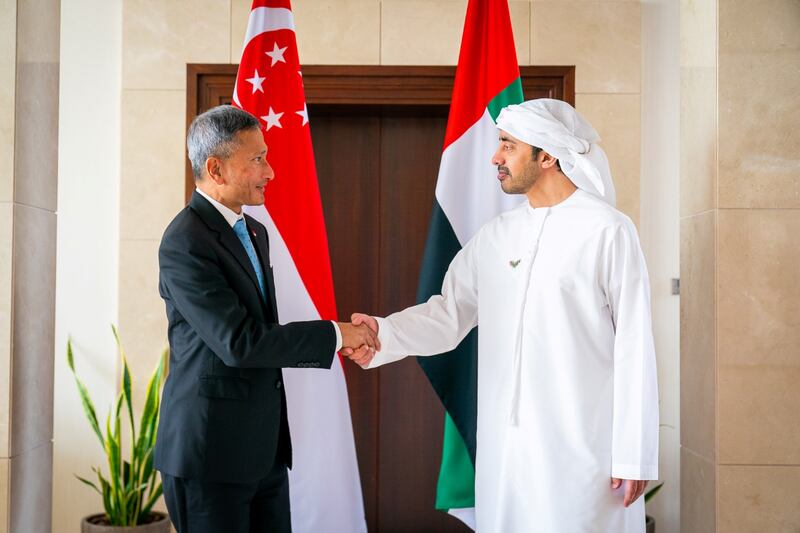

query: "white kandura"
xmin=367 ymin=189 xmax=659 ymax=532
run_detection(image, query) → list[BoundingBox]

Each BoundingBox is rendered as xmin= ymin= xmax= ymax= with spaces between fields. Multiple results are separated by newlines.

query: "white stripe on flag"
xmin=241 ymin=7 xmax=295 ymax=55
xmin=234 ymin=7 xmax=294 ymax=111
xmin=245 ymin=205 xmax=318 ymax=325
xmin=245 ymin=204 xmax=367 ymax=533
xmin=435 ymin=110 xmax=523 ymax=246
xmin=448 ymin=507 xmax=477 ymax=530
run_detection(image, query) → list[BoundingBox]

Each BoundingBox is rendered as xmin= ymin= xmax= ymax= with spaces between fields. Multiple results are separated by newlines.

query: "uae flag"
xmin=416 ymin=0 xmax=523 ymax=528
xmin=232 ymin=1 xmax=366 ymax=532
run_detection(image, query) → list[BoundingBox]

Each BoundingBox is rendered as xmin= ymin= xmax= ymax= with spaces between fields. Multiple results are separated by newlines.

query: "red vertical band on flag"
xmin=233 ymin=4 xmax=337 ymax=322
xmin=250 ymin=0 xmax=293 ymax=8
xmin=231 ymin=5 xmax=366 ymax=533
xmin=443 ymin=0 xmax=521 ymax=150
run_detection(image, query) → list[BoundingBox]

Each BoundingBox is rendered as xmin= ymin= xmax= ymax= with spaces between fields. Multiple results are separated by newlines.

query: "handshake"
xmin=336 ymin=313 xmax=379 ymax=367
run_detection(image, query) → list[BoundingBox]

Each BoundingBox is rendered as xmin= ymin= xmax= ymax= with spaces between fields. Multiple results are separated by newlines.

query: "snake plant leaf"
xmin=75 ymin=474 xmax=101 ymax=495
xmin=94 ymin=467 xmax=115 ymax=525
xmin=113 ymin=325 xmax=137 ymax=444
xmin=66 ymin=339 xmax=104 ymax=446
xmin=137 ymin=351 xmax=165 ymax=443
xmin=105 ymin=408 xmax=122 ymax=517
xmin=644 ymin=482 xmax=664 ymax=504
xmin=69 ymin=329 xmax=167 ymax=526
xmin=139 ymin=482 xmax=163 ymax=523
xmin=122 ymin=460 xmax=132 ymax=492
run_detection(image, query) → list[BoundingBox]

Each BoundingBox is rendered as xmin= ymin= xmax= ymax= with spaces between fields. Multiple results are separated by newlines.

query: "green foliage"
xmin=67 ymin=325 xmax=167 ymax=526
xmin=644 ymin=482 xmax=664 ymax=504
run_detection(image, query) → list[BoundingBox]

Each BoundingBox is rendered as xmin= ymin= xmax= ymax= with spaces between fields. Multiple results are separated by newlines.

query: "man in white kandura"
xmin=349 ymin=99 xmax=659 ymax=532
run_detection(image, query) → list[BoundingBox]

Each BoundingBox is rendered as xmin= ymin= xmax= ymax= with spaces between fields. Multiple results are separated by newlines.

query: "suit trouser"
xmin=161 ymin=460 xmax=291 ymax=533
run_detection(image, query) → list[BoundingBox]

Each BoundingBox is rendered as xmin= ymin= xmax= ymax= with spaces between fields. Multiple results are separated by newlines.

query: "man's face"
xmin=217 ymin=128 xmax=274 ymax=207
xmin=491 ymin=130 xmax=540 ymax=195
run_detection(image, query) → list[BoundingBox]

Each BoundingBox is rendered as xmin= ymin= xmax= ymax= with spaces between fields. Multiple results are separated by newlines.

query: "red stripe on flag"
xmin=234 ymin=12 xmax=338 ymax=322
xmin=443 ymin=0 xmax=520 ymax=150
xmin=250 ymin=0 xmax=293 ymax=8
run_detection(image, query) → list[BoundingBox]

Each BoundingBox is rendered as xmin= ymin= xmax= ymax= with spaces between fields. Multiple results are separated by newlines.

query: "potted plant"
xmin=67 ymin=326 xmax=171 ymax=532
xmin=644 ymin=482 xmax=664 ymax=533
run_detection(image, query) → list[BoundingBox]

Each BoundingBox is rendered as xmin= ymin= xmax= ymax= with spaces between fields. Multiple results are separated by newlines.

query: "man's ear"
xmin=205 ymin=156 xmax=224 ymax=185
xmin=540 ymin=151 xmax=559 ymax=170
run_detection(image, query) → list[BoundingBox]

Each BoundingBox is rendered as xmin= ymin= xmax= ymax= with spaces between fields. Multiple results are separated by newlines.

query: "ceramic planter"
xmin=80 ymin=512 xmax=170 ymax=533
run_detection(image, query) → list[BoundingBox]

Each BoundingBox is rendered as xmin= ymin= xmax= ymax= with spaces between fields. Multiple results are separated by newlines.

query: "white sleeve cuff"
xmin=331 ymin=321 xmax=342 ymax=353
xmin=365 ymin=316 xmax=408 ymax=369
xmin=611 ymin=463 xmax=658 ymax=481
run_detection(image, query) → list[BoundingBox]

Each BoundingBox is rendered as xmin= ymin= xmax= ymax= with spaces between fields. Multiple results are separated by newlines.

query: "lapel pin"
xmin=509 ymin=259 xmax=521 ymax=268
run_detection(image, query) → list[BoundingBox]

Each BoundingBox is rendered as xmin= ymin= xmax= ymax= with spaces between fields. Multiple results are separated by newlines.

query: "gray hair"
xmin=187 ymin=105 xmax=260 ymax=180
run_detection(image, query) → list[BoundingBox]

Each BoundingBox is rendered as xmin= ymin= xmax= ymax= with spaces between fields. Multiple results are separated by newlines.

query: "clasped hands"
xmin=337 ymin=313 xmax=378 ymax=367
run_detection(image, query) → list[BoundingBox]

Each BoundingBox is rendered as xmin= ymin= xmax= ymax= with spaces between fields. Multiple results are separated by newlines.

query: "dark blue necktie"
xmin=232 ymin=218 xmax=266 ymax=301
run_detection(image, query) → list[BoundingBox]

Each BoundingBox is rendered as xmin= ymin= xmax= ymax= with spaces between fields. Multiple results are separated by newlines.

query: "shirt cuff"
xmin=611 ymin=463 xmax=658 ymax=481
xmin=331 ymin=321 xmax=343 ymax=353
xmin=365 ymin=316 xmax=408 ymax=369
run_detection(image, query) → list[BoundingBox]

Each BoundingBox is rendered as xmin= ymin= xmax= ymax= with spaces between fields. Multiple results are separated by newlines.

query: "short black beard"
xmin=500 ymin=164 xmax=538 ymax=195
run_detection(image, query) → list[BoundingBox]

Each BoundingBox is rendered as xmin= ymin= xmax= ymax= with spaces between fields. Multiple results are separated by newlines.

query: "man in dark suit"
xmin=155 ymin=105 xmax=377 ymax=533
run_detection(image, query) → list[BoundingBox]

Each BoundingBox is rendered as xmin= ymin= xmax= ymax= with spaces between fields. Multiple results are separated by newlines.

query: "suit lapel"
xmin=245 ymin=214 xmax=280 ymax=322
xmin=189 ymin=192 xmax=263 ymax=300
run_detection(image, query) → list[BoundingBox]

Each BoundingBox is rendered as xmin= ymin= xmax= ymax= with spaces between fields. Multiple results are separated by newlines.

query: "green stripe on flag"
xmin=487 ymin=77 xmax=524 ymax=122
xmin=416 ymin=201 xmax=479 ymax=509
xmin=435 ymin=413 xmax=476 ymax=510
xmin=416 ymin=202 xmax=479 ymax=465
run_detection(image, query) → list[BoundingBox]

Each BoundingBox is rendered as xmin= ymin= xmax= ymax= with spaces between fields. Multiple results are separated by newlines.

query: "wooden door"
xmin=311 ymin=104 xmax=467 ymax=532
xmin=187 ymin=65 xmax=575 ymax=532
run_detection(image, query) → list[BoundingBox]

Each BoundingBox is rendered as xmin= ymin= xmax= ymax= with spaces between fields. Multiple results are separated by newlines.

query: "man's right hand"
xmin=350 ymin=313 xmax=378 ymax=334
xmin=338 ymin=321 xmax=380 ymax=357
xmin=339 ymin=314 xmax=380 ymax=367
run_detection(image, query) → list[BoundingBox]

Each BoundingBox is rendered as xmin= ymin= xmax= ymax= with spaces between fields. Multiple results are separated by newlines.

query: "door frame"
xmin=184 ymin=64 xmax=575 ymax=198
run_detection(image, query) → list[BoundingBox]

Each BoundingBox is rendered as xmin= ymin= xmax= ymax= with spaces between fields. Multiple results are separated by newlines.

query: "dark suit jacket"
xmin=154 ymin=191 xmax=336 ymax=483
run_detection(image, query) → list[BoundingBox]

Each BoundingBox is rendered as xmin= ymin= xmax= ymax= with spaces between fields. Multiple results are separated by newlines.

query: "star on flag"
xmin=261 ymin=107 xmax=284 ymax=131
xmin=265 ymin=42 xmax=288 ymax=66
xmin=296 ymin=103 xmax=309 ymax=126
xmin=244 ymin=69 xmax=266 ymax=94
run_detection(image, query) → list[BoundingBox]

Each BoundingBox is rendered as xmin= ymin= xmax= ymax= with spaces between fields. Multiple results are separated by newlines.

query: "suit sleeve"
xmin=159 ymin=230 xmax=336 ymax=369
xmin=604 ymin=220 xmax=659 ymax=480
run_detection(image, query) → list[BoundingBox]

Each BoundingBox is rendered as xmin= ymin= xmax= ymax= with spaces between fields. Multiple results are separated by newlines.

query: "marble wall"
xmin=0 ymin=0 xmax=60 ymax=531
xmin=0 ymin=0 xmax=14 ymax=526
xmin=680 ymin=0 xmax=800 ymax=530
xmin=679 ymin=0 xmax=717 ymax=529
xmin=716 ymin=0 xmax=800 ymax=529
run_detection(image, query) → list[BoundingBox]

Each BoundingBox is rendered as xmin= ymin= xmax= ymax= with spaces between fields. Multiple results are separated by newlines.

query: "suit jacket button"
xmin=313 ymin=362 xmax=320 ymax=368
xmin=275 ymin=380 xmax=282 ymax=389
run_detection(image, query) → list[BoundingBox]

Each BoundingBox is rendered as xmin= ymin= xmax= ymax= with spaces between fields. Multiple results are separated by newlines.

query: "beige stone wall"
xmin=679 ymin=0 xmax=716 ymax=529
xmin=0 ymin=1 xmax=16 ymax=526
xmin=681 ymin=0 xmax=800 ymax=530
xmin=716 ymin=0 xmax=800 ymax=529
xmin=0 ymin=0 xmax=60 ymax=530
